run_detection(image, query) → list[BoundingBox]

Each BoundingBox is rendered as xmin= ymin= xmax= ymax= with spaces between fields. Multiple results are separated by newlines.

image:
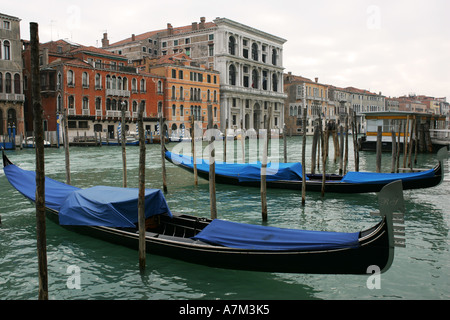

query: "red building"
xmin=22 ymin=40 xmax=164 ymax=144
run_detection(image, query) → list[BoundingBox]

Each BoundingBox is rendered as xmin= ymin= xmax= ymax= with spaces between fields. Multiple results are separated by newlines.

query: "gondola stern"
xmin=377 ymin=180 xmax=406 ymax=273
xmin=2 ymin=149 xmax=13 ymax=167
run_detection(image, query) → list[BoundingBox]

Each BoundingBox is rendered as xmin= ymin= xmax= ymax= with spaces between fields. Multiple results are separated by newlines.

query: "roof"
xmin=110 ymin=21 xmax=217 ymax=47
xmin=70 ymin=46 xmax=127 ymax=61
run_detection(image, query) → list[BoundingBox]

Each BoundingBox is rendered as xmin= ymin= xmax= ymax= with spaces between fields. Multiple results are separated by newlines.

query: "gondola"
xmin=2 ymin=151 xmax=404 ymax=274
xmin=165 ymin=147 xmax=445 ymax=193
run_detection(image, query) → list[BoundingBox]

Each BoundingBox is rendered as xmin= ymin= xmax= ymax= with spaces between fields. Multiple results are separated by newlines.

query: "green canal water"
xmin=0 ymin=137 xmax=449 ymax=300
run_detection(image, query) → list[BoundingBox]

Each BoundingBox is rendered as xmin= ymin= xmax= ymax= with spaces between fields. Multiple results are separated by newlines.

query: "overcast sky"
xmin=4 ymin=0 xmax=450 ymax=100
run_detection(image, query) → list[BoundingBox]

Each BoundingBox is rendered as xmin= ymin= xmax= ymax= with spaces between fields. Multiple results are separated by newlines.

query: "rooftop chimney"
xmin=199 ymin=17 xmax=206 ymax=29
xmin=315 ymin=77 xmax=319 ymax=83
xmin=167 ymin=23 xmax=173 ymax=35
xmin=101 ymin=33 xmax=109 ymax=48
xmin=131 ymin=34 xmax=136 ymax=41
xmin=192 ymin=22 xmax=198 ymax=31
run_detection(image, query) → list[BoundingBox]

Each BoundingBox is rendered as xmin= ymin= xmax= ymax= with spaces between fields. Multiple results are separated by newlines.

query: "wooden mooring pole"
xmin=376 ymin=125 xmax=382 ymax=173
xmin=31 ymin=22 xmax=48 ymax=300
xmin=261 ymin=107 xmax=272 ymax=221
xmin=191 ymin=116 xmax=198 ymax=186
xmin=120 ymin=103 xmax=127 ymax=188
xmin=137 ymin=101 xmax=146 ymax=271
xmin=301 ymin=108 xmax=307 ymax=206
xmin=208 ymin=105 xmax=217 ymax=219
xmin=160 ymin=116 xmax=167 ymax=193
xmin=63 ymin=107 xmax=71 ymax=185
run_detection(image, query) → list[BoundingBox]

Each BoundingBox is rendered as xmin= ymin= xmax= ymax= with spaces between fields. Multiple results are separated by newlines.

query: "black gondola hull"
xmin=165 ymin=152 xmax=442 ymax=193
xmin=45 ymin=208 xmax=391 ymax=274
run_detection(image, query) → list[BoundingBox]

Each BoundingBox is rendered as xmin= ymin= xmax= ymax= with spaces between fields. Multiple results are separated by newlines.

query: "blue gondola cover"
xmin=341 ymin=168 xmax=435 ymax=184
xmin=167 ymin=150 xmax=307 ymax=182
xmin=192 ymin=219 xmax=360 ymax=251
xmin=4 ymin=163 xmax=172 ymax=228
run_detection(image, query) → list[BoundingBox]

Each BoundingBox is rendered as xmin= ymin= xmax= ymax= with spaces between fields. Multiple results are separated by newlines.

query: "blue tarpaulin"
xmin=192 ymin=219 xmax=360 ymax=251
xmin=3 ymin=163 xmax=79 ymax=211
xmin=59 ymin=186 xmax=172 ymax=227
xmin=167 ymin=150 xmax=308 ymax=182
xmin=341 ymin=168 xmax=435 ymax=184
xmin=4 ymin=163 xmax=172 ymax=228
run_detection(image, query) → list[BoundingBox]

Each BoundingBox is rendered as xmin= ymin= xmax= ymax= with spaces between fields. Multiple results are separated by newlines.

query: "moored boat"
xmin=3 ymin=151 xmax=405 ymax=274
xmin=165 ymin=148 xmax=445 ymax=193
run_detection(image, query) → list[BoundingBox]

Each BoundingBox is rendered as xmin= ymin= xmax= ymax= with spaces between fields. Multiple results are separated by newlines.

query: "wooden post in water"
xmin=301 ymin=108 xmax=307 ymax=206
xmin=160 ymin=116 xmax=167 ymax=193
xmin=224 ymin=119 xmax=228 ymax=163
xmin=191 ymin=116 xmax=198 ymax=185
xmin=408 ymin=116 xmax=415 ymax=170
xmin=376 ymin=126 xmax=382 ymax=173
xmin=283 ymin=123 xmax=287 ymax=163
xmin=137 ymin=101 xmax=146 ymax=271
xmin=403 ymin=116 xmax=410 ymax=169
xmin=261 ymin=107 xmax=272 ymax=221
xmin=240 ymin=119 xmax=245 ymax=163
xmin=120 ymin=102 xmax=127 ymax=188
xmin=30 ymin=22 xmax=48 ymax=300
xmin=396 ymin=121 xmax=402 ymax=173
xmin=63 ymin=107 xmax=71 ymax=185
xmin=208 ymin=105 xmax=217 ymax=219
xmin=391 ymin=122 xmax=397 ymax=173
xmin=318 ymin=116 xmax=326 ymax=197
xmin=414 ymin=117 xmax=419 ymax=165
xmin=311 ymin=124 xmax=318 ymax=174
xmin=352 ymin=111 xmax=359 ymax=171
xmin=339 ymin=125 xmax=344 ymax=175
xmin=344 ymin=114 xmax=349 ymax=174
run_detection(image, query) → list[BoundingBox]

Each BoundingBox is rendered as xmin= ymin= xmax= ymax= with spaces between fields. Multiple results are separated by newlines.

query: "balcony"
xmin=0 ymin=93 xmax=25 ymax=102
xmin=106 ymin=89 xmax=131 ymax=97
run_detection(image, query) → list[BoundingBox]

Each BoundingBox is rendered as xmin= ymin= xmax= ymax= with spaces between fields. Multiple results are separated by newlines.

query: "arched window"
xmin=132 ymin=78 xmax=137 ymax=92
xmin=106 ymin=98 xmax=111 ymax=110
xmin=157 ymin=80 xmax=162 ymax=93
xmin=57 ymin=94 xmax=62 ymax=113
xmin=158 ymin=101 xmax=162 ymax=114
xmin=95 ymin=73 xmax=101 ymax=89
xmin=229 ymin=64 xmax=236 ymax=85
xmin=133 ymin=101 xmax=138 ymax=113
xmin=82 ymin=72 xmax=89 ymax=87
xmin=172 ymin=86 xmax=176 ymax=99
xmin=3 ymin=41 xmax=11 ymax=60
xmin=5 ymin=73 xmax=12 ymax=93
xmin=180 ymin=87 xmax=184 ymax=100
xmin=272 ymin=74 xmax=278 ymax=92
xmin=252 ymin=43 xmax=258 ymax=61
xmin=82 ymin=97 xmax=89 ymax=113
xmin=14 ymin=74 xmax=21 ymax=94
xmin=122 ymin=77 xmax=128 ymax=90
xmin=68 ymin=96 xmax=75 ymax=109
xmin=272 ymin=48 xmax=277 ymax=65
xmin=229 ymin=36 xmax=236 ymax=55
xmin=106 ymin=75 xmax=111 ymax=89
xmin=95 ymin=97 xmax=101 ymax=110
xmin=140 ymin=79 xmax=146 ymax=92
xmin=0 ymin=72 xmax=3 ymax=93
xmin=117 ymin=77 xmax=122 ymax=90
xmin=112 ymin=76 xmax=117 ymax=90
xmin=251 ymin=69 xmax=258 ymax=89
xmin=67 ymin=70 xmax=74 ymax=86
xmin=172 ymin=104 xmax=176 ymax=117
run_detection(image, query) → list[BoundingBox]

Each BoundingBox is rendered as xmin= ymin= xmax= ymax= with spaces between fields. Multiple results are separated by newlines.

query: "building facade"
xmin=141 ymin=53 xmax=220 ymax=136
xmin=0 ymin=13 xmax=24 ymax=145
xmin=102 ymin=17 xmax=287 ymax=132
xmin=22 ymin=40 xmax=164 ymax=143
xmin=284 ymin=73 xmax=330 ymax=135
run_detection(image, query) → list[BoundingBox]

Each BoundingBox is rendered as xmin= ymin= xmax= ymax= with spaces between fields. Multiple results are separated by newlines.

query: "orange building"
xmin=138 ymin=53 xmax=220 ymax=137
xmin=22 ymin=40 xmax=164 ymax=143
